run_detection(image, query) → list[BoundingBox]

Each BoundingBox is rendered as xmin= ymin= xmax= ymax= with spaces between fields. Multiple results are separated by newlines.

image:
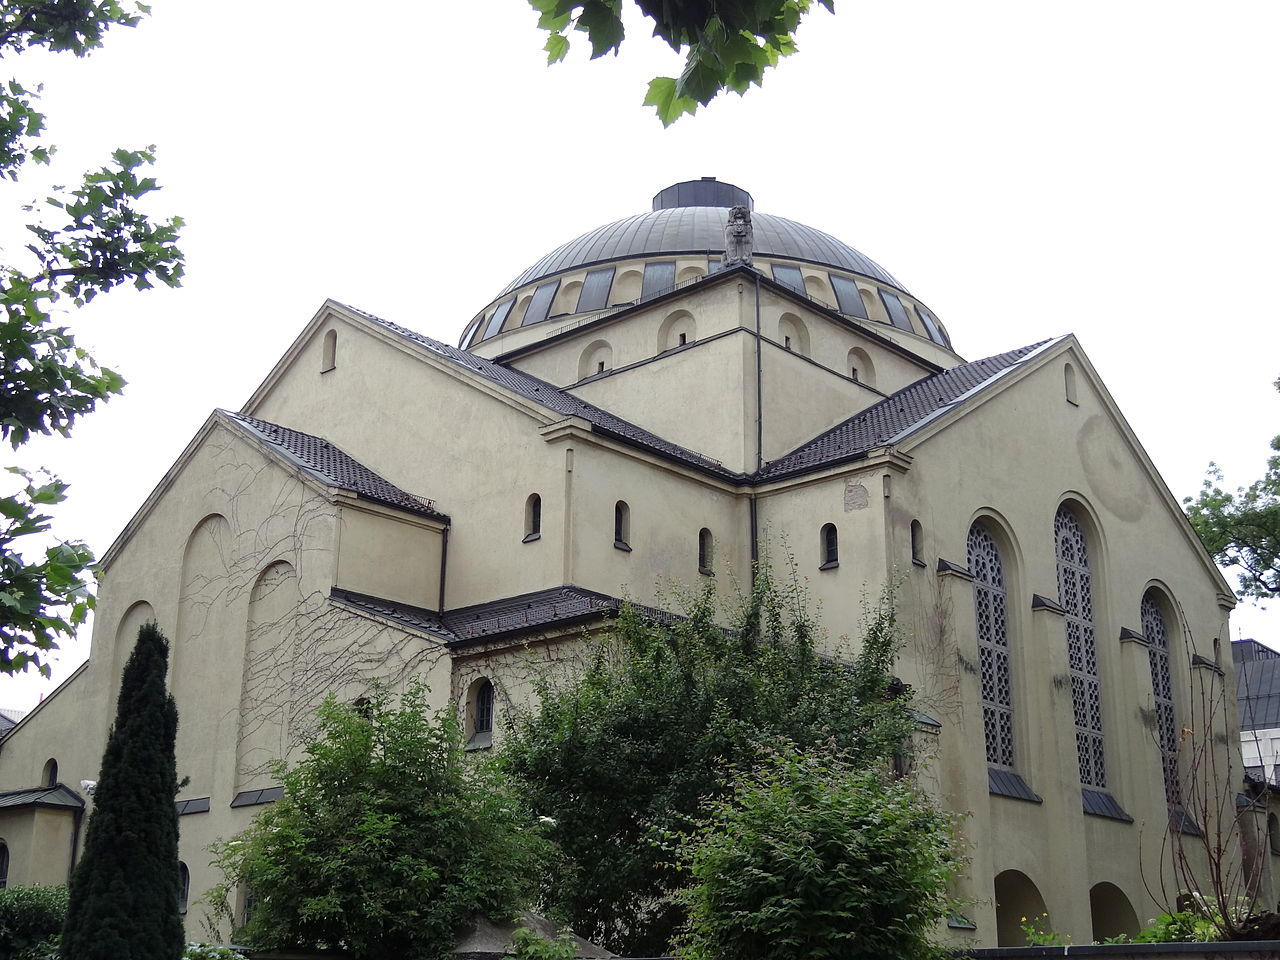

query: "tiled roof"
xmin=1238 ymin=657 xmax=1280 ymax=731
xmin=0 ymin=783 xmax=84 ymax=810
xmin=330 ymin=588 xmax=458 ymax=641
xmin=225 ymin=412 xmax=449 ymax=522
xmin=759 ymin=340 xmax=1054 ymax=479
xmin=331 ymin=585 xmax=631 ymax=646
xmin=342 ymin=305 xmax=742 ymax=480
xmin=443 ymin=586 xmax=625 ymax=644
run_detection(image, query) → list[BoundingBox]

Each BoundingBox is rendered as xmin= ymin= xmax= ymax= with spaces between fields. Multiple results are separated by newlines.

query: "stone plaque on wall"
xmin=844 ymin=480 xmax=869 ymax=511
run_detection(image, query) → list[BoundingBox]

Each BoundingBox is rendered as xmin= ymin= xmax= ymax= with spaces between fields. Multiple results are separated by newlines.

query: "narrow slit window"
xmin=698 ymin=528 xmax=713 ymax=575
xmin=820 ymin=523 xmax=839 ymax=569
xmin=614 ymin=501 xmax=631 ymax=550
xmin=178 ymin=862 xmax=190 ymax=915
xmin=910 ymin=520 xmax=925 ymax=566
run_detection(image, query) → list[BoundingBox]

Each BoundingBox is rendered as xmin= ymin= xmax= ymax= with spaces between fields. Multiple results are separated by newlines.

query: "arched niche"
xmin=803 ymin=273 xmax=832 ymax=303
xmin=994 ymin=869 xmax=1049 ymax=946
xmin=176 ymin=514 xmax=233 ymax=648
xmin=777 ymin=313 xmax=810 ymax=357
xmin=612 ymin=269 xmax=642 ymax=305
xmin=510 ymin=293 xmax=533 ymax=327
xmin=578 ymin=340 xmax=614 ymax=381
xmin=321 ymin=329 xmax=337 ymax=372
xmin=1089 ymin=882 xmax=1139 ymax=941
xmin=847 ymin=347 xmax=875 ymax=388
xmin=658 ymin=310 xmax=696 ymax=352
xmin=1064 ymin=362 xmax=1079 ymax=404
xmin=677 ymin=264 xmax=705 ymax=285
xmin=860 ymin=287 xmax=888 ymax=323
xmin=237 ymin=560 xmax=301 ymax=789
xmin=113 ymin=600 xmax=157 ymax=690
xmin=553 ymin=280 xmax=582 ymax=316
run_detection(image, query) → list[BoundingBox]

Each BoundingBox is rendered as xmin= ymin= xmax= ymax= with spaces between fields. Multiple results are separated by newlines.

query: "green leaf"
xmin=544 ymin=31 xmax=570 ymax=64
xmin=576 ymin=0 xmax=625 ymax=58
xmin=643 ymin=76 xmax=699 ymax=127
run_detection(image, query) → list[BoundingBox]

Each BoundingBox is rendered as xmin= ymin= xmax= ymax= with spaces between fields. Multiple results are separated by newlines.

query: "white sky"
xmin=2 ymin=0 xmax=1277 ymax=710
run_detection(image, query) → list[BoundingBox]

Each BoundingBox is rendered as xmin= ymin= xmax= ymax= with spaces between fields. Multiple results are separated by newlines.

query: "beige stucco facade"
xmin=0 ymin=180 xmax=1251 ymax=947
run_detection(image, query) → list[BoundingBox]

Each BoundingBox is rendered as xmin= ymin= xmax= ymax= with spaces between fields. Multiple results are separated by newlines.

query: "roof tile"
xmin=226 ymin=412 xmax=449 ymax=522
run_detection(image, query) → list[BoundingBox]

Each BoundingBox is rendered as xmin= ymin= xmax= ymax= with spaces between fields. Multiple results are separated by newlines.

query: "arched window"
xmin=0 ymin=841 xmax=7 ymax=889
xmin=1055 ymin=505 xmax=1105 ymax=788
xmin=178 ymin=861 xmax=190 ymax=915
xmin=578 ymin=340 xmax=613 ymax=381
xmin=698 ymin=528 xmax=713 ymax=575
xmin=910 ymin=520 xmax=925 ymax=566
xmin=523 ymin=494 xmax=541 ymax=543
xmin=321 ymin=328 xmax=337 ymax=372
xmin=467 ymin=677 xmax=495 ymax=750
xmin=847 ymin=347 xmax=875 ymax=389
xmin=1142 ymin=591 xmax=1179 ymax=805
xmin=1064 ymin=362 xmax=1078 ymax=405
xmin=614 ymin=501 xmax=631 ymax=550
xmin=969 ymin=524 xmax=1014 ymax=769
xmin=819 ymin=523 xmax=838 ymax=569
xmin=777 ymin=314 xmax=810 ymax=356
xmin=42 ymin=758 xmax=57 ymax=787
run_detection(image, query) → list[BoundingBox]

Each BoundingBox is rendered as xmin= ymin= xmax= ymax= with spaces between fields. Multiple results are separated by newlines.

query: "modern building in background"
xmin=0 ymin=179 xmax=1260 ymax=943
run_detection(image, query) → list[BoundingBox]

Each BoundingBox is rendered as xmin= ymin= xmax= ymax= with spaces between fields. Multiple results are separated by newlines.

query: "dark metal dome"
xmin=497 ymin=180 xmax=909 ymax=297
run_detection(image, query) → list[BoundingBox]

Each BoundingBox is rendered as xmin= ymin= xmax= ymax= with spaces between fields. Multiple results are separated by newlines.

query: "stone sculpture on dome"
xmin=722 ymin=204 xmax=753 ymax=266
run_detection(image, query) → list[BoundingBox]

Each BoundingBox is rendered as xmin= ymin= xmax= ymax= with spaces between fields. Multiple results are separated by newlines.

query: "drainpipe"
xmin=754 ymin=272 xmax=764 ymax=473
xmin=437 ymin=525 xmax=449 ymax=611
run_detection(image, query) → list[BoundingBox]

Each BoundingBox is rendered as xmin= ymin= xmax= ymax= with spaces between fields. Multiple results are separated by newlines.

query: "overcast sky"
xmin=2 ymin=0 xmax=1277 ymax=709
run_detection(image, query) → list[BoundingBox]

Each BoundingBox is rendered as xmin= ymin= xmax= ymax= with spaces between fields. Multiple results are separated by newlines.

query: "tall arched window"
xmin=819 ymin=523 xmax=838 ymax=569
xmin=1055 ymin=505 xmax=1105 ymax=788
xmin=1142 ymin=591 xmax=1179 ymax=805
xmin=178 ymin=861 xmax=190 ymax=914
xmin=467 ymin=677 xmax=495 ymax=750
xmin=524 ymin=494 xmax=541 ymax=542
xmin=969 ymin=524 xmax=1014 ymax=769
xmin=614 ymin=501 xmax=631 ymax=550
xmin=698 ymin=528 xmax=713 ymax=575
xmin=0 ymin=841 xmax=7 ymax=889
xmin=42 ymin=758 xmax=57 ymax=787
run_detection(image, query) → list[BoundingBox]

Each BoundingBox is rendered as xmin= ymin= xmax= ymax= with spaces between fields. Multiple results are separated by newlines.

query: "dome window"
xmin=879 ymin=290 xmax=914 ymax=332
xmin=521 ymin=278 xmax=561 ymax=327
xmin=577 ymin=266 xmax=616 ymax=312
xmin=641 ymin=261 xmax=676 ymax=302
xmin=830 ymin=276 xmax=870 ymax=320
xmin=482 ymin=299 xmax=515 ymax=340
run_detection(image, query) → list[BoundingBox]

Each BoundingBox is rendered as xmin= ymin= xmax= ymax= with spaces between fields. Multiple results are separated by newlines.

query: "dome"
xmin=462 ymin=179 xmax=950 ymax=353
xmin=497 ymin=178 xmax=909 ymax=297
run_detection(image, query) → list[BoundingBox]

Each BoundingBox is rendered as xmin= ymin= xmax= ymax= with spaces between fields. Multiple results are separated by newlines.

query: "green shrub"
xmin=0 ymin=885 xmax=68 ymax=958
xmin=509 ymin=925 xmax=577 ymax=960
xmin=182 ymin=944 xmax=245 ymax=959
xmin=673 ymin=746 xmax=958 ymax=960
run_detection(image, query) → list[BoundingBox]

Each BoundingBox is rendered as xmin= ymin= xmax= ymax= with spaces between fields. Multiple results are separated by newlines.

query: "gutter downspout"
xmin=437 ymin=525 xmax=449 ymax=612
xmin=751 ymin=272 xmax=763 ymax=583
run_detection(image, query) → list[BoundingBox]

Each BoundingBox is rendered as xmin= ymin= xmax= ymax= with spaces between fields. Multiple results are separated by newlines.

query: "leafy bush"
xmin=509 ymin=925 xmax=577 ymax=960
xmin=1132 ymin=909 xmax=1221 ymax=943
xmin=502 ymin=573 xmax=917 ymax=954
xmin=0 ymin=884 xmax=67 ymax=958
xmin=183 ymin=944 xmax=245 ymax=959
xmin=207 ymin=681 xmax=551 ymax=960
xmin=672 ymin=747 xmax=957 ymax=960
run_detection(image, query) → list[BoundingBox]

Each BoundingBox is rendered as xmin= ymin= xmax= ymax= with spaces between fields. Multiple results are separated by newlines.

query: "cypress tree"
xmin=62 ymin=622 xmax=182 ymax=960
